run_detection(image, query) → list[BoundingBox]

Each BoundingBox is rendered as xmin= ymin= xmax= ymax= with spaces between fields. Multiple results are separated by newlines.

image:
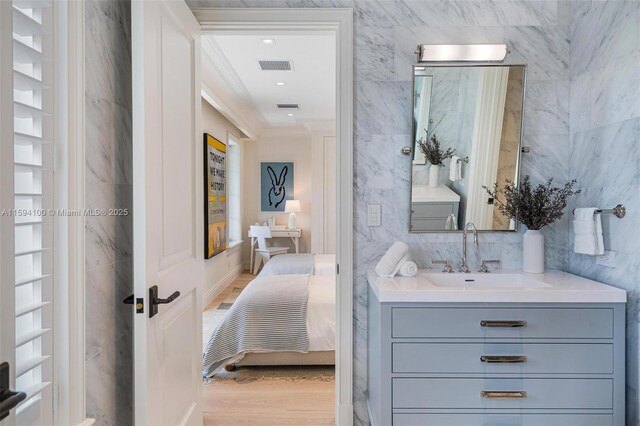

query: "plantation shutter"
xmin=11 ymin=0 xmax=54 ymax=421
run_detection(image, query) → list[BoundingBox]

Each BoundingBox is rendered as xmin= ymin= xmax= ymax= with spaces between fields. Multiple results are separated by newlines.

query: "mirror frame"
xmin=409 ymin=63 xmax=528 ymax=233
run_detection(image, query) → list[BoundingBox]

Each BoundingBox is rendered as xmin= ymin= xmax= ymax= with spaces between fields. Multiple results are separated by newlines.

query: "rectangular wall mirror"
xmin=410 ymin=65 xmax=526 ymax=232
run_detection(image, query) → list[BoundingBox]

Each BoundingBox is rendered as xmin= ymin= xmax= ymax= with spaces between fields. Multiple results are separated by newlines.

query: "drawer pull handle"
xmin=480 ymin=355 xmax=527 ymax=363
xmin=480 ymin=391 xmax=527 ymax=400
xmin=480 ymin=320 xmax=527 ymax=328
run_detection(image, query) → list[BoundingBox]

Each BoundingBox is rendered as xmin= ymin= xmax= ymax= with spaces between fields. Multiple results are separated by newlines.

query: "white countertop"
xmin=412 ymin=185 xmax=461 ymax=203
xmin=367 ymin=269 xmax=627 ymax=303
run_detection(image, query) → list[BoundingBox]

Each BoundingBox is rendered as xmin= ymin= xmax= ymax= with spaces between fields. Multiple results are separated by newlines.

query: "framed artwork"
xmin=204 ymin=133 xmax=226 ymax=259
xmin=260 ymin=162 xmax=294 ymax=211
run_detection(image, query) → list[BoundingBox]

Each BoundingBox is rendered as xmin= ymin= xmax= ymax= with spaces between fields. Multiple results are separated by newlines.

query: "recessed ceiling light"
xmin=262 ymin=39 xmax=275 ymax=45
xmin=276 ymin=82 xmax=286 ymax=86
xmin=287 ymin=113 xmax=294 ymax=117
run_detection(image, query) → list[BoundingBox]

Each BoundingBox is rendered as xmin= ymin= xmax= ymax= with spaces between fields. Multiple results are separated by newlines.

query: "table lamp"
xmin=285 ymin=200 xmax=301 ymax=229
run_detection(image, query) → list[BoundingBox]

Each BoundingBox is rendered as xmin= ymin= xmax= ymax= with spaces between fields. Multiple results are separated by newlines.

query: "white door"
xmin=1 ymin=1 xmax=55 ymax=424
xmin=131 ymin=1 xmax=203 ymax=425
xmin=323 ymin=137 xmax=337 ymax=254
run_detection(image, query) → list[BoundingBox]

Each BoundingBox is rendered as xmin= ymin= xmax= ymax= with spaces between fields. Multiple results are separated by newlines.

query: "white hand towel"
xmin=445 ymin=213 xmax=458 ymax=230
xmin=375 ymin=242 xmax=409 ymax=277
xmin=397 ymin=260 xmax=418 ymax=277
xmin=449 ymin=156 xmax=462 ymax=181
xmin=573 ymin=208 xmax=605 ymax=255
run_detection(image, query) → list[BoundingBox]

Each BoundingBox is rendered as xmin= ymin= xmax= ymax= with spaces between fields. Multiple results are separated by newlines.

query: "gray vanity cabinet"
xmin=367 ymin=287 xmax=626 ymax=426
xmin=410 ymin=201 xmax=459 ymax=231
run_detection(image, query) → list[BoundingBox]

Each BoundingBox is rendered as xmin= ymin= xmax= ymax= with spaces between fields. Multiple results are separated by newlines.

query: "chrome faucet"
xmin=460 ymin=222 xmax=478 ymax=273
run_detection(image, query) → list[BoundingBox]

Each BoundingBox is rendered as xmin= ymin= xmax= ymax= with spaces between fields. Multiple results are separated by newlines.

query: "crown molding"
xmin=200 ymin=36 xmax=266 ymax=139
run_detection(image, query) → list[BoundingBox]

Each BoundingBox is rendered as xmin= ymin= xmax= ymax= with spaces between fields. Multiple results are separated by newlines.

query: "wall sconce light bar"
xmin=416 ymin=44 xmax=508 ymax=62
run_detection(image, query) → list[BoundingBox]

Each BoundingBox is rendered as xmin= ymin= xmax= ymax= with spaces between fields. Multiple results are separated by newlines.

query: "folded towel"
xmin=375 ymin=242 xmax=409 ymax=277
xmin=397 ymin=260 xmax=418 ymax=277
xmin=573 ymin=208 xmax=605 ymax=255
xmin=449 ymin=156 xmax=462 ymax=181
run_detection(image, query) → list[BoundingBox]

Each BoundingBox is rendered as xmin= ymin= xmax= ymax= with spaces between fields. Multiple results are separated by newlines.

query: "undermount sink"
xmin=423 ymin=272 xmax=551 ymax=288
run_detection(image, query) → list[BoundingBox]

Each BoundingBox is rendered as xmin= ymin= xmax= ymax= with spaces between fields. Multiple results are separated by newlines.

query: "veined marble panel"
xmin=570 ymin=0 xmax=638 ymax=78
xmin=85 ymin=1 xmax=133 ymax=425
xmin=569 ymin=118 xmax=640 ymax=188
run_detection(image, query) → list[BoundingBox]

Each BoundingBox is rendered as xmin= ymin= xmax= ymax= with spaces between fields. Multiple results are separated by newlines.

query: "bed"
xmin=257 ymin=253 xmax=336 ymax=277
xmin=202 ymin=272 xmax=335 ymax=377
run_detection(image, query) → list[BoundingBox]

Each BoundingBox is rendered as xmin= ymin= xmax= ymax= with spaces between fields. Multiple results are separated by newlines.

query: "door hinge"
xmin=336 ymin=264 xmax=339 ymax=275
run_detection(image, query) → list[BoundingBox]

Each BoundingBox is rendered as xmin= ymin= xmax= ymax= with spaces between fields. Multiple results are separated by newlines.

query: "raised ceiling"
xmin=204 ymin=33 xmax=336 ymax=133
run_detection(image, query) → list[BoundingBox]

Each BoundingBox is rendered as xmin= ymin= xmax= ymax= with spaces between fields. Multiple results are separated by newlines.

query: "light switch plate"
xmin=596 ymin=250 xmax=616 ymax=268
xmin=367 ymin=204 xmax=381 ymax=227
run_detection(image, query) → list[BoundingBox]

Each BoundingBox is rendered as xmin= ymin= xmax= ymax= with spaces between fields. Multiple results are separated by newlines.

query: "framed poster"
xmin=260 ymin=162 xmax=294 ymax=211
xmin=204 ymin=133 xmax=226 ymax=259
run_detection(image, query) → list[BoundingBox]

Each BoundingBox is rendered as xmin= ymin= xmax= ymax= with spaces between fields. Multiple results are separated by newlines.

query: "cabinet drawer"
xmin=411 ymin=203 xmax=455 ymax=218
xmin=410 ymin=218 xmax=449 ymax=231
xmin=392 ymin=378 xmax=612 ymax=410
xmin=392 ymin=307 xmax=613 ymax=339
xmin=393 ymin=413 xmax=612 ymax=426
xmin=392 ymin=343 xmax=613 ymax=374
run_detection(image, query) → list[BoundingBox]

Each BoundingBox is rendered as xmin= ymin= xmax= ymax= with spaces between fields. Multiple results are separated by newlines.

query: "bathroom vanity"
xmin=367 ymin=270 xmax=626 ymax=426
xmin=410 ymin=185 xmax=460 ymax=231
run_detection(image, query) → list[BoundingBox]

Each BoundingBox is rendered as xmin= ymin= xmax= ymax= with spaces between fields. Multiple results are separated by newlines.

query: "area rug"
xmin=204 ymin=365 xmax=335 ymax=384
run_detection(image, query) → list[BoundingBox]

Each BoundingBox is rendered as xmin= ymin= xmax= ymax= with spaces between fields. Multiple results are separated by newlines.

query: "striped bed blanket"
xmin=202 ymin=274 xmax=310 ymax=377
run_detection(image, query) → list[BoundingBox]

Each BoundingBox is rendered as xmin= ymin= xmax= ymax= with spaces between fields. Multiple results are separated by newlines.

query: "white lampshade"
xmin=285 ymin=199 xmax=301 ymax=213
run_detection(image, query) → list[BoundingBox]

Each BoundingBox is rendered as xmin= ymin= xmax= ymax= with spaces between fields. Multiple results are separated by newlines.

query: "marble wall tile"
xmin=354 ymin=26 xmax=394 ymax=81
xmin=503 ymin=25 xmax=569 ymax=81
xmin=570 ymin=0 xmax=638 ymax=78
xmin=569 ymin=118 xmax=640 ymax=188
xmin=590 ymin=50 xmax=640 ymax=128
xmin=568 ymin=2 xmax=640 ymax=423
xmin=86 ymin=97 xmax=114 ymax=184
xmin=523 ymin=80 xmax=570 ymax=136
xmin=354 ymin=80 xmax=411 ymax=134
xmin=85 ymin=1 xmax=133 ymax=425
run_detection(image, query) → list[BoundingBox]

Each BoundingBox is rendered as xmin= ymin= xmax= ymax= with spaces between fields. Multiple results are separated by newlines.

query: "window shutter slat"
xmin=12 ymin=0 xmax=53 ymax=412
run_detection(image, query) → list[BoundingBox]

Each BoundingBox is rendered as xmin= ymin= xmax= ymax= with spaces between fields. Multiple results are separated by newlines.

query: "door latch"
xmin=123 ymin=294 xmax=144 ymax=314
xmin=0 ymin=362 xmax=26 ymax=421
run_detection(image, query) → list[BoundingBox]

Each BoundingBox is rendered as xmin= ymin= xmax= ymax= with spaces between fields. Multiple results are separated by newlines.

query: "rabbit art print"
xmin=260 ymin=162 xmax=294 ymax=211
xmin=267 ymin=165 xmax=288 ymax=208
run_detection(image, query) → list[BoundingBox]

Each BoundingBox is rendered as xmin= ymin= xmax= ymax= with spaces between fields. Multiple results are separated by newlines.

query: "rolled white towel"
xmin=397 ymin=260 xmax=418 ymax=277
xmin=375 ymin=242 xmax=409 ymax=277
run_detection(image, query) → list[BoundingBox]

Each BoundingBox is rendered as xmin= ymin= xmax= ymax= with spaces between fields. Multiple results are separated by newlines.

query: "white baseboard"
xmin=338 ymin=403 xmax=354 ymax=426
xmin=203 ymin=263 xmax=243 ymax=307
xmin=77 ymin=419 xmax=95 ymax=426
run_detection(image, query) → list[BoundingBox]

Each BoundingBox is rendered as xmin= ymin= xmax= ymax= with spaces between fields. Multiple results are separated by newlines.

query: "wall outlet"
xmin=596 ymin=250 xmax=616 ymax=268
xmin=367 ymin=204 xmax=381 ymax=227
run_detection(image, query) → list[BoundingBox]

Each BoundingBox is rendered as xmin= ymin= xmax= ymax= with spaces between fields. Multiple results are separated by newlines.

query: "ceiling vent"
xmin=277 ymin=104 xmax=299 ymax=110
xmin=259 ymin=60 xmax=293 ymax=71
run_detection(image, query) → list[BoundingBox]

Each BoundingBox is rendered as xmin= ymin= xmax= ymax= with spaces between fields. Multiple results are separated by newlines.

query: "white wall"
xmin=242 ymin=131 xmax=312 ymax=266
xmin=201 ymin=97 xmax=246 ymax=305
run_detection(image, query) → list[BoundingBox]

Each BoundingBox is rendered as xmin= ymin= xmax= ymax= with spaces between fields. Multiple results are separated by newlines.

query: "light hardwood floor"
xmin=203 ymin=273 xmax=335 ymax=426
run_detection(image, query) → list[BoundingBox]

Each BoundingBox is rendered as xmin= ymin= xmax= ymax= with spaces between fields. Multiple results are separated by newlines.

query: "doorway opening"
xmin=199 ymin=27 xmax=338 ymax=425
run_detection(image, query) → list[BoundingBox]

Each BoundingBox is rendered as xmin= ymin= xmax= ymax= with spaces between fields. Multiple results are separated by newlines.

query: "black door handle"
xmin=149 ymin=285 xmax=180 ymax=318
xmin=0 ymin=362 xmax=27 ymax=421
